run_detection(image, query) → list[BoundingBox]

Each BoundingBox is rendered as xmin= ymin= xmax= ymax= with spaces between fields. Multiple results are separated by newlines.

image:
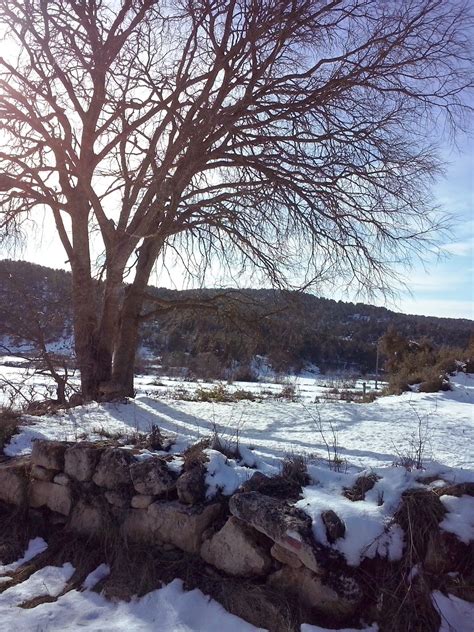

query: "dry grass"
xmin=372 ymin=488 xmax=447 ymax=632
xmin=183 ymin=438 xmax=211 ymax=471
xmin=0 ymin=407 xmax=21 ymax=453
xmin=281 ymin=454 xmax=310 ymax=488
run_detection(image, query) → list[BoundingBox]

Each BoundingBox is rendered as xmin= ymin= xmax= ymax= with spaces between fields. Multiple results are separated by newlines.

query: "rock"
xmin=130 ymin=457 xmax=176 ymax=495
xmin=148 ymin=500 xmax=222 ymax=553
xmin=201 ymin=516 xmax=272 ymax=576
xmin=122 ymin=508 xmax=162 ymax=543
xmin=31 ymin=440 xmax=68 ymax=471
xmin=268 ymin=566 xmax=360 ymax=620
xmin=53 ymin=473 xmax=71 ymax=486
xmin=31 ymin=464 xmax=55 ymax=482
xmin=321 ymin=509 xmax=345 ymax=543
xmin=65 ymin=442 xmax=104 ymax=482
xmin=105 ymin=490 xmax=129 ymax=508
xmin=240 ymin=471 xmax=271 ymax=493
xmin=344 ymin=473 xmax=379 ymax=501
xmin=229 ymin=491 xmax=322 ymax=573
xmin=0 ymin=457 xmax=30 ymax=505
xmin=176 ymin=465 xmax=205 ymax=504
xmin=29 ymin=480 xmax=72 ymax=515
xmin=131 ymin=494 xmax=155 ymax=509
xmin=69 ymin=498 xmax=108 ymax=536
xmin=270 ymin=543 xmax=302 ymax=568
xmin=92 ymin=448 xmax=133 ymax=489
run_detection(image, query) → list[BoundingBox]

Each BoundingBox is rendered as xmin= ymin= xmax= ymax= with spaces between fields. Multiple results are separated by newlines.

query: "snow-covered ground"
xmin=1 ymin=363 xmax=473 ymax=631
xmin=3 ymin=370 xmax=473 ymax=471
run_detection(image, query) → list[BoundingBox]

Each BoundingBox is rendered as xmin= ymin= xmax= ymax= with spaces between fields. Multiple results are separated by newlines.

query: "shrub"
xmin=232 ymin=389 xmax=256 ymax=401
xmin=281 ymin=454 xmax=310 ymax=488
xmin=276 ymin=384 xmax=298 ymax=401
xmin=418 ymin=377 xmax=451 ymax=393
xmin=195 ymin=384 xmax=233 ymax=402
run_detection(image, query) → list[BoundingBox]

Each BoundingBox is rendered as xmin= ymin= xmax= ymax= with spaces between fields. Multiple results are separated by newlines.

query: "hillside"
xmin=1 ymin=259 xmax=472 ymax=376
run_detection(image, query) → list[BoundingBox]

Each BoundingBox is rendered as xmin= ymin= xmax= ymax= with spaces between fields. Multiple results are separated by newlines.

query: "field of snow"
xmin=3 ymin=368 xmax=473 ymax=471
xmin=1 ymin=362 xmax=473 ymax=631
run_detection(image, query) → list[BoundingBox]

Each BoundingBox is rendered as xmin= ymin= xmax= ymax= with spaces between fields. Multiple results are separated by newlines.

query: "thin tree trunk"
xmin=112 ymin=238 xmax=163 ymax=397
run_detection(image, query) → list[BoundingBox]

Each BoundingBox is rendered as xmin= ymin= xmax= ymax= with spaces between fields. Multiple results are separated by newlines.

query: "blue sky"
xmin=393 ymin=140 xmax=473 ymax=320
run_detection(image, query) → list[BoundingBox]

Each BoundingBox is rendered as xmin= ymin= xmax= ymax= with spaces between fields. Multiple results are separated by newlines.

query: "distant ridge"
xmin=1 ymin=259 xmax=472 ymax=375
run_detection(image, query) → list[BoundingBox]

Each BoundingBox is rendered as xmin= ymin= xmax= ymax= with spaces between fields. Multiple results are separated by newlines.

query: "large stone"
xmin=148 ymin=500 xmax=222 ymax=553
xmin=268 ymin=566 xmax=361 ymax=620
xmin=176 ymin=465 xmax=206 ymax=505
xmin=92 ymin=448 xmax=133 ymax=489
xmin=31 ymin=464 xmax=55 ymax=482
xmin=29 ymin=480 xmax=72 ymax=515
xmin=270 ymin=542 xmax=302 ymax=569
xmin=130 ymin=457 xmax=176 ymax=495
xmin=229 ymin=491 xmax=322 ymax=572
xmin=64 ymin=442 xmax=104 ymax=482
xmin=0 ymin=457 xmax=30 ymax=506
xmin=201 ymin=516 xmax=272 ymax=576
xmin=176 ymin=465 xmax=205 ymax=505
xmin=53 ymin=473 xmax=71 ymax=486
xmin=122 ymin=508 xmax=162 ymax=543
xmin=31 ymin=440 xmax=69 ymax=471
xmin=69 ymin=498 xmax=108 ymax=536
xmin=131 ymin=494 xmax=155 ymax=509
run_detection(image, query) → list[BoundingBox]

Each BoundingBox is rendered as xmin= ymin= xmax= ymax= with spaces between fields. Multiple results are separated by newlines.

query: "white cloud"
xmin=395 ymin=298 xmax=474 ymax=320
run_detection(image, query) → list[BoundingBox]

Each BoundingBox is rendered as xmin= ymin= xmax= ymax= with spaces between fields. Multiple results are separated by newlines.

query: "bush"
xmin=276 ymin=384 xmax=298 ymax=401
xmin=281 ymin=454 xmax=310 ymax=488
xmin=195 ymin=384 xmax=234 ymax=402
xmin=418 ymin=377 xmax=451 ymax=393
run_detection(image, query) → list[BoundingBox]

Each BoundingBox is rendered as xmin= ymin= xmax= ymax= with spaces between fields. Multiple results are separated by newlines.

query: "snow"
xmin=1 ymin=363 xmax=473 ymax=631
xmin=0 ymin=570 xmax=264 ymax=632
xmin=440 ymin=495 xmax=474 ymax=544
xmin=0 ymin=563 xmax=74 ymax=607
xmin=205 ymin=449 xmax=253 ymax=497
xmin=433 ymin=591 xmax=474 ymax=632
xmin=0 ymin=537 xmax=48 ymax=574
xmin=82 ymin=563 xmax=110 ymax=591
xmin=4 ymin=372 xmax=473 ymax=472
xmin=296 ymin=466 xmax=410 ymax=566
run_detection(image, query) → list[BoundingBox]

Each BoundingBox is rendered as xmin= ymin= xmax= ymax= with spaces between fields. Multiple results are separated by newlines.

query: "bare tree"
xmin=0 ymin=0 xmax=472 ymax=398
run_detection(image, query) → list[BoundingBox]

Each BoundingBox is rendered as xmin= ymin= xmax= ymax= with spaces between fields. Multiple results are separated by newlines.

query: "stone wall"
xmin=0 ymin=440 xmax=362 ymax=629
xmin=2 ymin=440 xmax=471 ymax=631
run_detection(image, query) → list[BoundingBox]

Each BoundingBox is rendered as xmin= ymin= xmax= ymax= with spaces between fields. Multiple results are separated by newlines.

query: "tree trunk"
xmin=112 ymin=237 xmax=163 ymax=397
xmin=95 ymin=263 xmax=125 ymax=386
xmin=70 ymin=212 xmax=99 ymax=400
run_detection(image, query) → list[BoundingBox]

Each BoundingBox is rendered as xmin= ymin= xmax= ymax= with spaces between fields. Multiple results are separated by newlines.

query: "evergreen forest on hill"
xmin=1 ymin=259 xmax=472 ymax=378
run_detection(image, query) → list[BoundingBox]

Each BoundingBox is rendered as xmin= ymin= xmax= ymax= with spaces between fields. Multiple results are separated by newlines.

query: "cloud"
xmin=395 ymin=298 xmax=473 ymax=320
